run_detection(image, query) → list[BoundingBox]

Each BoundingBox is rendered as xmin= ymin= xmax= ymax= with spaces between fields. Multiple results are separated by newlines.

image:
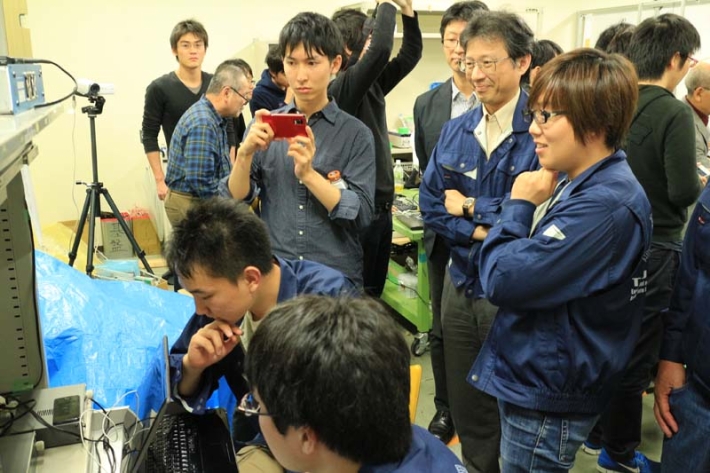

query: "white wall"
xmin=26 ymin=0 xmax=635 ymax=226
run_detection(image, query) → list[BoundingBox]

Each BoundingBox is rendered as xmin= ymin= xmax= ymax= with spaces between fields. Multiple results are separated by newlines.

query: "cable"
xmin=385 ymin=273 xmax=429 ymax=306
xmin=0 ymin=55 xmax=78 ymax=109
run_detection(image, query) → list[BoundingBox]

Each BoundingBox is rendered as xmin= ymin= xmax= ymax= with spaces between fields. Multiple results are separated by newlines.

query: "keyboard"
xmin=396 ymin=213 xmax=423 ymax=230
xmin=145 ymin=415 xmax=200 ymax=473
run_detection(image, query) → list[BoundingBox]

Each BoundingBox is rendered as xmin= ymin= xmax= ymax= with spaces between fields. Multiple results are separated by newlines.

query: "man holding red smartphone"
xmin=223 ymin=12 xmax=375 ymax=287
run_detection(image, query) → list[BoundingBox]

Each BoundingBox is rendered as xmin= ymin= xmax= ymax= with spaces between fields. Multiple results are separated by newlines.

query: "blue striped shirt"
xmin=167 ymin=96 xmax=231 ymax=198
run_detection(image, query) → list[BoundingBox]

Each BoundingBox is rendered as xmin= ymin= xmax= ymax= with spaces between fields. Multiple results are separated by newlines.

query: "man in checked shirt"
xmin=164 ymin=60 xmax=253 ymax=227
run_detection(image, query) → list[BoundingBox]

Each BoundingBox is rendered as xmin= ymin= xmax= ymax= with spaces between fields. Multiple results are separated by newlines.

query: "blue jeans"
xmin=499 ymin=401 xmax=598 ymax=472
xmin=661 ymin=376 xmax=710 ymax=472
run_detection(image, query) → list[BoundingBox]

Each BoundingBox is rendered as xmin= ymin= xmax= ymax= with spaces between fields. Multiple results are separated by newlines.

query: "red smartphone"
xmin=262 ymin=113 xmax=308 ymax=138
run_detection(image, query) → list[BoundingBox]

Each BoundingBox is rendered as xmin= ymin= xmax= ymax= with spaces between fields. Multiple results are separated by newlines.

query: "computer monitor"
xmin=0 ymin=170 xmax=47 ymax=394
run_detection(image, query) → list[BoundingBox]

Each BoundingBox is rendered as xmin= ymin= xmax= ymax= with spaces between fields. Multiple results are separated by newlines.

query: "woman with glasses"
xmin=468 ymin=48 xmax=653 ymax=472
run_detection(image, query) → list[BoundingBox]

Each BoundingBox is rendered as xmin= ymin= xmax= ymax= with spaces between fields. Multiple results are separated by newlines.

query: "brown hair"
xmin=529 ymin=48 xmax=638 ymax=150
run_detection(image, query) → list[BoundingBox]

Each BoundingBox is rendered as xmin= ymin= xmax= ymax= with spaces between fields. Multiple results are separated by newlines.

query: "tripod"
xmin=68 ymin=94 xmax=154 ymax=276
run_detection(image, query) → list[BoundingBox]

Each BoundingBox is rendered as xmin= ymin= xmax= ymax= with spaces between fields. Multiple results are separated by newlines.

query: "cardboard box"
xmin=101 ymin=215 xmax=133 ymax=259
xmin=131 ymin=215 xmax=162 ymax=255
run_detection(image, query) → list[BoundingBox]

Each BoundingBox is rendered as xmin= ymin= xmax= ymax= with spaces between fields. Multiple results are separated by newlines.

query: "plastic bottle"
xmin=394 ymin=159 xmax=405 ymax=194
xmin=327 ymin=170 xmax=348 ymax=190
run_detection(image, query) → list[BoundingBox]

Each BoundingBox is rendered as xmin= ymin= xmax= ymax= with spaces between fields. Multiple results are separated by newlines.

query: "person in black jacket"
xmin=142 ymin=19 xmax=212 ymax=202
xmin=585 ymin=14 xmax=703 ymax=473
xmin=250 ymin=45 xmax=291 ymax=115
xmin=329 ymin=0 xmax=422 ymax=297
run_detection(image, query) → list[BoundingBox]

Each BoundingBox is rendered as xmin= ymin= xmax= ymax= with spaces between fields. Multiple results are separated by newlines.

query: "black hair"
xmin=522 ymin=39 xmax=563 ymax=87
xmin=165 ymin=198 xmax=273 ymax=281
xmin=605 ymin=28 xmax=634 ymax=58
xmin=439 ymin=1 xmax=489 ymax=40
xmin=245 ymin=296 xmax=412 ymax=464
xmin=627 ymin=14 xmax=700 ymax=81
xmin=278 ymin=12 xmax=344 ymax=61
xmin=170 ymin=19 xmax=208 ymax=50
xmin=460 ymin=10 xmax=534 ymax=61
xmin=594 ymin=22 xmax=633 ymax=52
xmin=265 ymin=45 xmax=284 ymax=74
xmin=332 ymin=9 xmax=368 ymax=53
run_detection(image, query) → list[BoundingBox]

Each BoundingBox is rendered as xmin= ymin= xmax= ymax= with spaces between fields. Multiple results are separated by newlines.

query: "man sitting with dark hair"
xmin=166 ymin=198 xmax=354 ymax=420
xmin=250 ymin=45 xmax=291 ymax=114
xmin=244 ymin=295 xmax=466 ymax=473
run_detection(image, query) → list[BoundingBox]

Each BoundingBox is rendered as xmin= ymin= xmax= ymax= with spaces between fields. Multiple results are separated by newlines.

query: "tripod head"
xmin=81 ymin=94 xmax=105 ymax=116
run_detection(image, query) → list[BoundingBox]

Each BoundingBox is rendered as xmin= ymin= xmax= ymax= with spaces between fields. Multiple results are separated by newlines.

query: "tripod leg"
xmin=85 ymin=187 xmax=99 ymax=276
xmin=68 ymin=187 xmax=92 ymax=267
xmin=100 ymin=188 xmax=154 ymax=275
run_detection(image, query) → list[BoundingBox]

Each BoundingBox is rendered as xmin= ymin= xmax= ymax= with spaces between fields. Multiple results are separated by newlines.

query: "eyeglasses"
xmin=443 ymin=38 xmax=460 ymax=49
xmin=460 ymin=57 xmax=511 ymax=73
xmin=237 ymin=393 xmax=272 ymax=417
xmin=523 ymin=109 xmax=567 ymax=125
xmin=689 ymin=56 xmax=699 ymax=68
xmin=229 ymin=86 xmax=250 ymax=104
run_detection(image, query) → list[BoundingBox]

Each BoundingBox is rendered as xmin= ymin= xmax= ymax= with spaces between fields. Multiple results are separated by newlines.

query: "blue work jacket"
xmin=419 ymin=90 xmax=538 ymax=298
xmin=470 ymin=152 xmax=652 ymax=414
xmin=661 ymin=184 xmax=710 ymax=395
xmin=169 ymin=256 xmax=355 ymax=413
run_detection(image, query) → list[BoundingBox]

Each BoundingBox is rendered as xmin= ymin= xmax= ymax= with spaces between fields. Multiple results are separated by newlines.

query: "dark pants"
xmin=361 ymin=205 xmax=393 ymax=297
xmin=442 ymin=272 xmax=501 ymax=473
xmin=425 ymin=227 xmax=451 ymax=412
xmin=588 ymin=245 xmax=679 ymax=463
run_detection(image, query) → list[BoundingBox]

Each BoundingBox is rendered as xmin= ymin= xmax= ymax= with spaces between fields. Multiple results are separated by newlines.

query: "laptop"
xmin=129 ymin=336 xmax=238 ymax=473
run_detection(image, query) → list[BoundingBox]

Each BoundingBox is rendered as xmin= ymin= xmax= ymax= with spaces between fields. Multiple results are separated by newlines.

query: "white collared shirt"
xmin=476 ymin=88 xmax=521 ymax=158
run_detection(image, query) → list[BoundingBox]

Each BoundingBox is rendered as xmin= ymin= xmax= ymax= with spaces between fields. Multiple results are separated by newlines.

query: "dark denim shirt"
xmin=220 ymin=99 xmax=375 ymax=286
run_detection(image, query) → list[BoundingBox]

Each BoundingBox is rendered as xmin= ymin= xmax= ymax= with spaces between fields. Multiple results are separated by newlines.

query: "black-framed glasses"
xmin=460 ymin=57 xmax=511 ymax=73
xmin=523 ymin=109 xmax=568 ymax=125
xmin=229 ymin=86 xmax=250 ymax=104
xmin=237 ymin=393 xmax=272 ymax=417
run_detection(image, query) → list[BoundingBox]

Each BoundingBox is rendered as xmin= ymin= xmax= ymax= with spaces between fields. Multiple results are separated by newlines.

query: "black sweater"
xmin=141 ymin=71 xmax=213 ymax=153
xmin=328 ymin=4 xmax=422 ymax=205
xmin=626 ymin=85 xmax=702 ymax=242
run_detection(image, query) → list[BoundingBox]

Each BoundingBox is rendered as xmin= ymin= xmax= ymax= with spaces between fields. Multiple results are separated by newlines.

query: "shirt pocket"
xmin=439 ymin=151 xmax=478 ymax=181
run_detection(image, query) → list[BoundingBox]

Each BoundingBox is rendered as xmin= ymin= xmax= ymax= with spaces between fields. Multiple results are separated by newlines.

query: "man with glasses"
xmin=243 ymin=296 xmax=465 ymax=473
xmin=412 ymin=1 xmax=488 ymax=445
xmin=419 ymin=11 xmax=537 ymax=473
xmin=164 ymin=61 xmax=252 ymax=228
xmin=142 ymin=19 xmax=211 ymax=202
xmin=583 ymin=14 xmax=704 ymax=473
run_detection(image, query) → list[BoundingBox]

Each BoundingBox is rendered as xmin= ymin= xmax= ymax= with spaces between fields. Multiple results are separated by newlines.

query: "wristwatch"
xmin=462 ymin=197 xmax=475 ymax=220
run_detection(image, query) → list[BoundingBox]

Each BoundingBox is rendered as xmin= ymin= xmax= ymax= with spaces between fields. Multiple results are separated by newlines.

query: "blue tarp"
xmin=35 ymin=251 xmax=236 ymax=421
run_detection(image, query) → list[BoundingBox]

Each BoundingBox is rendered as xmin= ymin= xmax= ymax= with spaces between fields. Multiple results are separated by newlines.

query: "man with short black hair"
xmin=142 ymin=19 xmax=212 ymax=201
xmin=412 ymin=0 xmax=488 ymax=446
xmin=419 ymin=10 xmax=537 ymax=473
xmin=225 ymin=12 xmax=376 ymax=287
xmin=167 ymin=198 xmax=354 ymax=416
xmin=329 ymin=0 xmax=422 ymax=297
xmin=586 ymin=13 xmax=703 ymax=473
xmin=244 ymin=295 xmax=466 ymax=473
xmin=250 ymin=45 xmax=291 ymax=114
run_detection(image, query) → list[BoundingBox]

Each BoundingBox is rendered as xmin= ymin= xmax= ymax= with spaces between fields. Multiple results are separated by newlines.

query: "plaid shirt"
xmin=166 ymin=96 xmax=231 ymax=198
